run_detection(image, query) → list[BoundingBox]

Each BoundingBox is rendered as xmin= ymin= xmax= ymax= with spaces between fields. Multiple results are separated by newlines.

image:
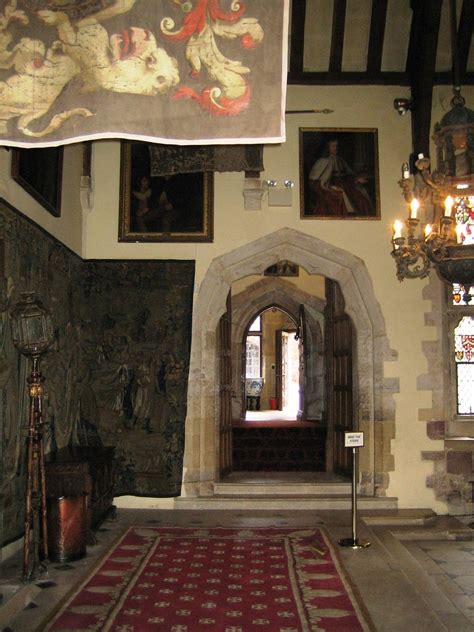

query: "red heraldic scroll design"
xmin=0 ymin=1 xmax=288 ymax=146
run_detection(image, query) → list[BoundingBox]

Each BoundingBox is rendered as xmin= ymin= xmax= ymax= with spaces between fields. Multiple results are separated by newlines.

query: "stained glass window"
xmin=454 ymin=195 xmax=474 ymax=246
xmin=452 ymin=283 xmax=474 ymax=305
xmin=454 ymin=316 xmax=474 ymax=415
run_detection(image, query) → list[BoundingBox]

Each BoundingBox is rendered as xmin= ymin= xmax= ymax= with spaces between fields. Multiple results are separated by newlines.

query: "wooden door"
xmin=275 ymin=330 xmax=283 ymax=409
xmin=297 ymin=305 xmax=307 ymax=420
xmin=240 ymin=340 xmax=247 ymax=420
xmin=324 ymin=279 xmax=353 ymax=475
xmin=218 ymin=291 xmax=233 ymax=478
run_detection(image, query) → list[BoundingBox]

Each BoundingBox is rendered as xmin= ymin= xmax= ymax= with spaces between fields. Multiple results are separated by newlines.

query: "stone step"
xmin=0 ymin=583 xmax=40 ymax=629
xmin=362 ymin=509 xmax=438 ymax=527
xmin=363 ymin=508 xmax=437 ymax=527
xmin=364 ymin=511 xmax=474 ymax=537
xmin=174 ymin=495 xmax=398 ymax=511
xmin=213 ymin=482 xmax=352 ymax=496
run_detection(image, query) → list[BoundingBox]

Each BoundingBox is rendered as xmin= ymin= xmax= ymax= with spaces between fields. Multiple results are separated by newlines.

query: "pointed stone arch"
xmin=182 ymin=228 xmax=394 ymax=498
xmin=231 ymin=277 xmax=325 ymax=421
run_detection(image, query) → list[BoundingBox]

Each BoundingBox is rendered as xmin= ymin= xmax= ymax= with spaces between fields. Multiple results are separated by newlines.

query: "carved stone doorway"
xmin=182 ymin=228 xmax=393 ymax=499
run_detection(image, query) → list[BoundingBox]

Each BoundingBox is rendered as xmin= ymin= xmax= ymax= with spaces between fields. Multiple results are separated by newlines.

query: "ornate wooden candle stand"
xmin=23 ymin=356 xmax=49 ymax=580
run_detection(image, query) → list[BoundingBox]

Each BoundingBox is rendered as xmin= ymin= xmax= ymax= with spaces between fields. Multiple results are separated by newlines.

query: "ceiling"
xmin=288 ymin=0 xmax=474 ymax=155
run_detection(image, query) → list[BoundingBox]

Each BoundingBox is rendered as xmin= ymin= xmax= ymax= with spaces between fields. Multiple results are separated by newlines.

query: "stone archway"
xmin=231 ymin=277 xmax=325 ymax=421
xmin=181 ymin=228 xmax=393 ymax=498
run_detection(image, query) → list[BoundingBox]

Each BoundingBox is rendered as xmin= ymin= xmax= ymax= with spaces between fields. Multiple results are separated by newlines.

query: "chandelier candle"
xmin=410 ymin=198 xmax=419 ymax=219
xmin=445 ymin=195 xmax=454 ymax=216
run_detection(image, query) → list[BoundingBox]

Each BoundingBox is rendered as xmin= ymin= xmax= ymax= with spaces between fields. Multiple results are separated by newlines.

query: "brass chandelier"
xmin=391 ymin=1 xmax=474 ymax=303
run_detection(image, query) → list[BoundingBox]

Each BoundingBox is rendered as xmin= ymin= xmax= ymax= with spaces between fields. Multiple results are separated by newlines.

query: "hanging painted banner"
xmin=0 ymin=0 xmax=289 ymax=147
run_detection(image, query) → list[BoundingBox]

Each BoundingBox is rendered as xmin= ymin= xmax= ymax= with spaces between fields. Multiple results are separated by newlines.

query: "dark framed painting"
xmin=118 ymin=141 xmax=213 ymax=242
xmin=299 ymin=128 xmax=380 ymax=220
xmin=11 ymin=147 xmax=63 ymax=217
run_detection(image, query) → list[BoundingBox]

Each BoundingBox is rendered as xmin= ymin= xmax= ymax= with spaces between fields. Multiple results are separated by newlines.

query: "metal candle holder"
xmin=10 ymin=292 xmax=54 ymax=580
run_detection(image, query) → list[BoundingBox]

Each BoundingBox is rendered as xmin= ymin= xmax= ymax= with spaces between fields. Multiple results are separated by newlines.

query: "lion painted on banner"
xmin=37 ymin=0 xmax=179 ymax=96
xmin=0 ymin=0 xmax=180 ymax=137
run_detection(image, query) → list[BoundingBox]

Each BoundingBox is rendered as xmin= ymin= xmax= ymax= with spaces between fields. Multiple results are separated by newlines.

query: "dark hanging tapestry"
xmin=0 ymin=200 xmax=195 ymax=545
xmin=0 ymin=1 xmax=288 ymax=146
xmin=148 ymin=144 xmax=264 ymax=176
xmin=78 ymin=260 xmax=195 ymax=498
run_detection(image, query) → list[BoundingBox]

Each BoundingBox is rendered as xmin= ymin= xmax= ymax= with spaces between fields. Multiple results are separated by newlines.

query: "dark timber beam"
xmin=329 ymin=0 xmax=347 ymax=73
xmin=367 ymin=0 xmax=388 ymax=72
xmin=289 ymin=0 xmax=306 ymax=76
xmin=407 ymin=0 xmax=443 ymax=158
xmin=435 ymin=70 xmax=474 ymax=84
xmin=458 ymin=0 xmax=474 ymax=80
xmin=287 ymin=71 xmax=409 ymax=85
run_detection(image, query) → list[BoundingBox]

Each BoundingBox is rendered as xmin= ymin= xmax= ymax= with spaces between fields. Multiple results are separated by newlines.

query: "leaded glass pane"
xmin=457 ymin=365 xmax=474 ymax=415
xmin=248 ymin=316 xmax=261 ymax=332
xmin=451 ymin=197 xmax=474 ymax=305
xmin=454 ymin=195 xmax=474 ymax=246
xmin=246 ymin=335 xmax=261 ymax=378
xmin=454 ymin=316 xmax=474 ymax=415
xmin=452 ymin=283 xmax=474 ymax=305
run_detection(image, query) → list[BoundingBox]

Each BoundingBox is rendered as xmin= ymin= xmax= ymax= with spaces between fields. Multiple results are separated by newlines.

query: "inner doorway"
xmin=232 ymin=297 xmax=329 ymax=473
xmin=226 ymin=272 xmax=355 ymax=476
xmin=243 ymin=307 xmax=300 ymax=420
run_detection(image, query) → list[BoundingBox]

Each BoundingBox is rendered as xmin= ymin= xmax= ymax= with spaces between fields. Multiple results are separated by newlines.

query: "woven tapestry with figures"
xmin=44 ymin=526 xmax=373 ymax=631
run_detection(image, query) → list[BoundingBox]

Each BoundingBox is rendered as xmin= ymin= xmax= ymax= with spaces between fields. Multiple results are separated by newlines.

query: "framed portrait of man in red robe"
xmin=299 ymin=128 xmax=380 ymax=220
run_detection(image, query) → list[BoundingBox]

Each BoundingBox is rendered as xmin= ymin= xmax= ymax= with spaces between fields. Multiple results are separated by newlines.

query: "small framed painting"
xmin=299 ymin=128 xmax=380 ymax=220
xmin=118 ymin=141 xmax=213 ymax=242
xmin=11 ymin=147 xmax=63 ymax=217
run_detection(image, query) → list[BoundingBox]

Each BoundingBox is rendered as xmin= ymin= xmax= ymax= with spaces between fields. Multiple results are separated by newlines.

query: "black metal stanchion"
xmin=339 ymin=441 xmax=371 ymax=549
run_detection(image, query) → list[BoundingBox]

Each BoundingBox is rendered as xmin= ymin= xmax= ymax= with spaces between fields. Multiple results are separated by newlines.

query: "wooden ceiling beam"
xmin=435 ymin=70 xmax=474 ymax=84
xmin=367 ymin=0 xmax=388 ymax=72
xmin=457 ymin=0 xmax=474 ymax=80
xmin=287 ymin=69 xmax=474 ymax=86
xmin=289 ymin=0 xmax=306 ymax=75
xmin=287 ymin=71 xmax=409 ymax=85
xmin=329 ymin=0 xmax=347 ymax=73
xmin=406 ymin=0 xmax=443 ymax=158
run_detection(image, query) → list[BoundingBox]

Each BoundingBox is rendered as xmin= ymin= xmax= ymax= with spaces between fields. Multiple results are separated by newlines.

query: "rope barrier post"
xmin=338 ymin=431 xmax=371 ymax=549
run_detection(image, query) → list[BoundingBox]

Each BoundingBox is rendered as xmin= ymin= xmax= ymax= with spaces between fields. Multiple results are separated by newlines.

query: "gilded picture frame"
xmin=118 ymin=141 xmax=214 ymax=242
xmin=299 ymin=128 xmax=380 ymax=220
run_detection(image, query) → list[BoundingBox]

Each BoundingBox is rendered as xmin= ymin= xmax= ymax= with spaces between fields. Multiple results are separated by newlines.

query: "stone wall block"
xmin=427 ymin=420 xmax=446 ymax=440
xmin=446 ymin=451 xmax=473 ymax=475
xmin=421 ymin=450 xmax=445 ymax=461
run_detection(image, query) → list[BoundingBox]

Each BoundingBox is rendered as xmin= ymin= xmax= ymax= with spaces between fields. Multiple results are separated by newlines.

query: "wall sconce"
xmin=261 ymin=179 xmax=294 ymax=205
xmin=393 ymin=98 xmax=414 ymax=116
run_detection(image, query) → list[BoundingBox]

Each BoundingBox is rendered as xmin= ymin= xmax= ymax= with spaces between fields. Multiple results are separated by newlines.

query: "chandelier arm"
xmin=391 ymin=241 xmax=431 ymax=281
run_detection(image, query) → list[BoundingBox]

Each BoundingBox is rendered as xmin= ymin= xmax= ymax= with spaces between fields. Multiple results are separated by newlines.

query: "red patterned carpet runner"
xmin=46 ymin=527 xmax=372 ymax=631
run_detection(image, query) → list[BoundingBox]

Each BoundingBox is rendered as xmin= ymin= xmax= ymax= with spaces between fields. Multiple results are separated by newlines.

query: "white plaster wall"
xmin=2 ymin=84 xmax=460 ymax=512
xmin=0 ymin=144 xmax=84 ymax=254
xmin=85 ymin=84 xmax=414 ymax=282
xmin=84 ymin=85 xmax=444 ymax=509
